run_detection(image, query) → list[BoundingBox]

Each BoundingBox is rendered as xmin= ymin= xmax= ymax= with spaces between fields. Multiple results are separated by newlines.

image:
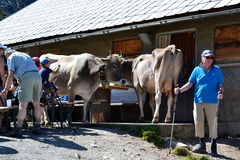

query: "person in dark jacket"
xmin=39 ymin=57 xmax=60 ymax=126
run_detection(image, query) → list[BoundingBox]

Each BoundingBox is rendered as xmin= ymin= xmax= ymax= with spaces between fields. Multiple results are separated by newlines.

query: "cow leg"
xmin=165 ymin=92 xmax=174 ymax=123
xmin=83 ymin=101 xmax=90 ymax=123
xmin=67 ymin=80 xmax=75 ymax=102
xmin=65 ymin=81 xmax=75 ymax=125
xmin=67 ymin=92 xmax=74 ymax=102
xmin=136 ymin=89 xmax=145 ymax=122
xmin=137 ymin=93 xmax=145 ymax=122
xmin=149 ymin=93 xmax=155 ymax=117
xmin=152 ymin=91 xmax=162 ymax=123
xmin=65 ymin=106 xmax=74 ymax=127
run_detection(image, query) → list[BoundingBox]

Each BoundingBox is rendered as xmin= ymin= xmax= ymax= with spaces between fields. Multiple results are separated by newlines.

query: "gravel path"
xmin=0 ymin=127 xmax=178 ymax=160
xmin=0 ymin=127 xmax=239 ymax=160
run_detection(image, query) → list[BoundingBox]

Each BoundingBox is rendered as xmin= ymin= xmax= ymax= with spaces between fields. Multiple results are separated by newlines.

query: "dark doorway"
xmin=152 ymin=31 xmax=196 ymax=122
xmin=171 ymin=31 xmax=195 ymax=122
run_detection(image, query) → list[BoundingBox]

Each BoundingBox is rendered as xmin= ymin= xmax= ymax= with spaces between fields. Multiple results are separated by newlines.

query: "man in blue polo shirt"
xmin=174 ymin=50 xmax=224 ymax=157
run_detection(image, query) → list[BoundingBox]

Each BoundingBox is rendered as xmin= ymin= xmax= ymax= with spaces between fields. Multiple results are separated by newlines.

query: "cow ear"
xmin=119 ymin=58 xmax=125 ymax=64
xmin=95 ymin=57 xmax=108 ymax=64
xmin=167 ymin=44 xmax=176 ymax=54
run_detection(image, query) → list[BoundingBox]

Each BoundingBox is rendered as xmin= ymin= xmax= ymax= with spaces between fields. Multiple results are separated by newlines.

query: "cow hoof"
xmin=65 ymin=120 xmax=72 ymax=127
xmin=136 ymin=117 xmax=145 ymax=123
xmin=164 ymin=118 xmax=171 ymax=123
xmin=82 ymin=120 xmax=88 ymax=124
xmin=152 ymin=118 xmax=159 ymax=123
xmin=82 ymin=121 xmax=90 ymax=127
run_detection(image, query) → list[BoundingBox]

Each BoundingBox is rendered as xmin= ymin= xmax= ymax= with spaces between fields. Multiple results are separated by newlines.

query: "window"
xmin=113 ymin=38 xmax=143 ymax=58
xmin=214 ymin=24 xmax=240 ymax=63
xmin=158 ymin=34 xmax=171 ymax=48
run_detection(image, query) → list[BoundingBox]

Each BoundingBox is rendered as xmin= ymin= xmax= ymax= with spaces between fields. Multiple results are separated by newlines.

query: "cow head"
xmin=95 ymin=54 xmax=125 ymax=83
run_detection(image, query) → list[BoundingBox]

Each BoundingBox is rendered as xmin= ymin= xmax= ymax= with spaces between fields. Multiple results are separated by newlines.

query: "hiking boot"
xmin=31 ymin=124 xmax=42 ymax=135
xmin=210 ymin=139 xmax=218 ymax=157
xmin=41 ymin=122 xmax=45 ymax=126
xmin=192 ymin=138 xmax=206 ymax=154
xmin=22 ymin=121 xmax=28 ymax=130
xmin=9 ymin=127 xmax=23 ymax=138
xmin=45 ymin=121 xmax=52 ymax=126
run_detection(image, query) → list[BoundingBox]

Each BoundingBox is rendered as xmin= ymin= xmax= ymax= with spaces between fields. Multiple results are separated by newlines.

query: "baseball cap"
xmin=40 ymin=57 xmax=49 ymax=65
xmin=201 ymin=50 xmax=215 ymax=57
xmin=0 ymin=43 xmax=7 ymax=49
xmin=4 ymin=47 xmax=14 ymax=55
xmin=32 ymin=57 xmax=40 ymax=62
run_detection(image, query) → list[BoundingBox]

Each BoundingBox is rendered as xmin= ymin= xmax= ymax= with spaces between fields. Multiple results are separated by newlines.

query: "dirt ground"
xmin=0 ymin=126 xmax=239 ymax=160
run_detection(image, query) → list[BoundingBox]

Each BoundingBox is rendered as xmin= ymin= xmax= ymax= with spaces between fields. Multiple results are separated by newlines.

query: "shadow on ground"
xmin=0 ymin=137 xmax=18 ymax=154
xmin=0 ymin=127 xmax=98 ymax=152
xmin=27 ymin=128 xmax=95 ymax=151
xmin=0 ymin=146 xmax=18 ymax=154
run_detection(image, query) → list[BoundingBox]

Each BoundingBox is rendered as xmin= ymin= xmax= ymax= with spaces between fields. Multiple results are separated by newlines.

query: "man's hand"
xmin=217 ymin=91 xmax=224 ymax=100
xmin=0 ymin=89 xmax=8 ymax=99
xmin=174 ymin=87 xmax=181 ymax=94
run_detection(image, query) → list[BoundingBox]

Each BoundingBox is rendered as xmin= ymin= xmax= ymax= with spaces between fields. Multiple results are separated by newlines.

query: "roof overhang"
xmin=13 ymin=8 xmax=240 ymax=50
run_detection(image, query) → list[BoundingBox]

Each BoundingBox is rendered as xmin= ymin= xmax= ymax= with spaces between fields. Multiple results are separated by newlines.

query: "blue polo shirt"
xmin=189 ymin=64 xmax=224 ymax=103
xmin=7 ymin=51 xmax=38 ymax=80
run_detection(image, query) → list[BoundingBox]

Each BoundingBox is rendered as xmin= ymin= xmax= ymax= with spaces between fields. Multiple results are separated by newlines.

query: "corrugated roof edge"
xmin=11 ymin=5 xmax=240 ymax=49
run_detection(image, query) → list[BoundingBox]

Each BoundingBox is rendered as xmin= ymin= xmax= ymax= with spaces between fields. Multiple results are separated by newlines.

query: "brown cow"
xmin=40 ymin=53 xmax=124 ymax=123
xmin=123 ymin=45 xmax=183 ymax=123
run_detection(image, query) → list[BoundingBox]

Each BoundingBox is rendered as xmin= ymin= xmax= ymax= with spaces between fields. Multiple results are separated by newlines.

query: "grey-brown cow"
xmin=40 ymin=53 xmax=124 ymax=123
xmin=122 ymin=45 xmax=183 ymax=123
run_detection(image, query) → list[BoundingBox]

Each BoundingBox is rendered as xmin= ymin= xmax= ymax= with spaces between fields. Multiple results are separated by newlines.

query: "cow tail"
xmin=153 ymin=49 xmax=172 ymax=93
xmin=173 ymin=49 xmax=184 ymax=87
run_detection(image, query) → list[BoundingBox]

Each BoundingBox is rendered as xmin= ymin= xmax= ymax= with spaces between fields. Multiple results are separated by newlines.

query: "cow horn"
xmin=168 ymin=44 xmax=176 ymax=54
xmin=120 ymin=50 xmax=123 ymax=57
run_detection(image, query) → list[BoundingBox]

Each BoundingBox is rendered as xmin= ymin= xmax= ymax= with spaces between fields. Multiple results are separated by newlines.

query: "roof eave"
xmin=12 ymin=7 xmax=240 ymax=50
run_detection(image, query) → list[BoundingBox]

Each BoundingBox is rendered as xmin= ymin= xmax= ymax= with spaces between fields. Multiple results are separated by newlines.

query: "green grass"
xmin=173 ymin=147 xmax=209 ymax=160
xmin=139 ymin=125 xmax=158 ymax=137
xmin=118 ymin=125 xmax=165 ymax=148
xmin=142 ymin=130 xmax=164 ymax=148
xmin=141 ymin=127 xmax=164 ymax=148
xmin=173 ymin=147 xmax=190 ymax=156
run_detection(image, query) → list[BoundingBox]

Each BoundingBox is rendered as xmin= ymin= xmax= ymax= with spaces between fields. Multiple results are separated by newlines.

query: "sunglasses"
xmin=204 ymin=56 xmax=214 ymax=59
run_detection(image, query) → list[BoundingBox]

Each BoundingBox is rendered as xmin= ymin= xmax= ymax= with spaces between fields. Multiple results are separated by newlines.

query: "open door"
xmin=157 ymin=31 xmax=196 ymax=122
